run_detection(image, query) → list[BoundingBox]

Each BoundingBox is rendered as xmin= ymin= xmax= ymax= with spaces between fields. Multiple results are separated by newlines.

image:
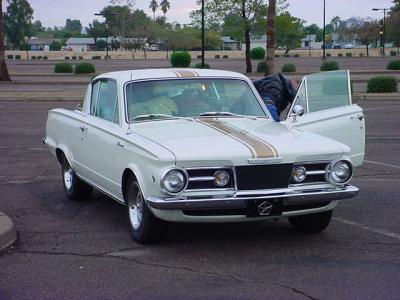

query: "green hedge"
xmin=390 ymin=50 xmax=397 ymax=56
xmin=256 ymin=61 xmax=267 ymax=73
xmin=250 ymin=47 xmax=265 ymax=59
xmin=54 ymin=63 xmax=73 ymax=73
xmin=75 ymin=63 xmax=96 ymax=74
xmin=320 ymin=61 xmax=340 ymax=71
xmin=171 ymin=51 xmax=191 ymax=67
xmin=282 ymin=63 xmax=296 ymax=73
xmin=346 ymin=52 xmax=352 ymax=57
xmin=367 ymin=76 xmax=398 ymax=93
xmin=387 ymin=60 xmax=400 ymax=70
xmin=338 ymin=53 xmax=343 ymax=57
xmin=194 ymin=62 xmax=210 ymax=69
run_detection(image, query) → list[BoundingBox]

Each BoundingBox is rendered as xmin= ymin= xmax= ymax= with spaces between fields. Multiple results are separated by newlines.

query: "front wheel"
xmin=61 ymin=156 xmax=92 ymax=201
xmin=288 ymin=210 xmax=333 ymax=233
xmin=125 ymin=177 xmax=167 ymax=243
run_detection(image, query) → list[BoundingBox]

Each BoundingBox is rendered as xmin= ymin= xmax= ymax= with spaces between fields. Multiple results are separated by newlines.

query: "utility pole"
xmin=201 ymin=0 xmax=205 ymax=68
xmin=322 ymin=0 xmax=326 ymax=59
xmin=95 ymin=12 xmax=117 ymax=61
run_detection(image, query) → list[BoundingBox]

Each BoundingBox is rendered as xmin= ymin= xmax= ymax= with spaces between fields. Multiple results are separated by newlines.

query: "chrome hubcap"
xmin=64 ymin=168 xmax=73 ymax=190
xmin=129 ymin=186 xmax=144 ymax=230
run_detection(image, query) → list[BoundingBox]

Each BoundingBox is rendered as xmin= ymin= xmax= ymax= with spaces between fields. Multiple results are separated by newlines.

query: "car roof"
xmin=94 ymin=68 xmax=249 ymax=83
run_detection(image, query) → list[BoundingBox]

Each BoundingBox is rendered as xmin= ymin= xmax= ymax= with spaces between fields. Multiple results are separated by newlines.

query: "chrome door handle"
xmin=117 ymin=141 xmax=125 ymax=148
xmin=79 ymin=125 xmax=87 ymax=132
xmin=357 ymin=115 xmax=364 ymax=121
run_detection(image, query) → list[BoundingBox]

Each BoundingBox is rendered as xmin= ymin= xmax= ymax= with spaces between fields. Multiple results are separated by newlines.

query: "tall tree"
xmin=353 ymin=21 xmax=379 ymax=56
xmin=149 ymin=0 xmax=158 ymax=21
xmin=4 ymin=0 xmax=33 ymax=49
xmin=160 ymin=0 xmax=170 ymax=19
xmin=65 ymin=19 xmax=82 ymax=33
xmin=86 ymin=20 xmax=107 ymax=47
xmin=265 ymin=0 xmax=276 ymax=75
xmin=275 ymin=12 xmax=304 ymax=51
xmin=331 ymin=16 xmax=341 ymax=32
xmin=0 ymin=0 xmax=11 ymax=81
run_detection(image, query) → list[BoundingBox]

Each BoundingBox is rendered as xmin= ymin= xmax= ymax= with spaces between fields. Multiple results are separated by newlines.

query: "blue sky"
xmin=2 ymin=0 xmax=395 ymax=28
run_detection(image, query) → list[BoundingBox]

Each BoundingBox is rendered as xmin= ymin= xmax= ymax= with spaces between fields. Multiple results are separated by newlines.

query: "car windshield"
xmin=125 ymin=79 xmax=267 ymax=122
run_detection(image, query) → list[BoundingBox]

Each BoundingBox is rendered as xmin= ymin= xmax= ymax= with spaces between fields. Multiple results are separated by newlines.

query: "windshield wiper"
xmin=199 ymin=112 xmax=259 ymax=119
xmin=131 ymin=114 xmax=180 ymax=121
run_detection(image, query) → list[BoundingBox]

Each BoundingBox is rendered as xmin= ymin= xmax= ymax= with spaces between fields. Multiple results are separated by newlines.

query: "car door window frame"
xmin=90 ymin=78 xmax=120 ymax=125
xmin=286 ymin=70 xmax=352 ymax=120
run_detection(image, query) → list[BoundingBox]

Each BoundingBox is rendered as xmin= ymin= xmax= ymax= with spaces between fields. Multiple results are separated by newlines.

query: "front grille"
xmin=235 ymin=164 xmax=293 ymax=190
xmin=290 ymin=162 xmax=329 ymax=185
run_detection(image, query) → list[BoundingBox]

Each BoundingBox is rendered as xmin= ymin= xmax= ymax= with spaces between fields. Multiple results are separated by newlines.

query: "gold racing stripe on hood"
xmin=174 ymin=70 xmax=199 ymax=78
xmin=196 ymin=118 xmax=277 ymax=159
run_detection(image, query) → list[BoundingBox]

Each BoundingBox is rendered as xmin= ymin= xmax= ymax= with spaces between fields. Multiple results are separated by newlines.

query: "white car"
xmin=344 ymin=44 xmax=354 ymax=49
xmin=44 ymin=69 xmax=365 ymax=243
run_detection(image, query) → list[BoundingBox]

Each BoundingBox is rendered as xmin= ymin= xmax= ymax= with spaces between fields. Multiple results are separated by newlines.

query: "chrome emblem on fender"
xmin=258 ymin=201 xmax=273 ymax=216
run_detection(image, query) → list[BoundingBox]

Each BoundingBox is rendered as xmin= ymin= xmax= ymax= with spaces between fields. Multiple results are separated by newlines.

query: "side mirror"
xmin=292 ymin=105 xmax=305 ymax=122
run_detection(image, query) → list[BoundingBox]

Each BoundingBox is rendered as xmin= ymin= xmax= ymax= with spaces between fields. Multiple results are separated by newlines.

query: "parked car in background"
xmin=62 ymin=46 xmax=73 ymax=51
xmin=344 ymin=44 xmax=354 ymax=49
xmin=44 ymin=69 xmax=365 ymax=243
xmin=334 ymin=44 xmax=342 ymax=49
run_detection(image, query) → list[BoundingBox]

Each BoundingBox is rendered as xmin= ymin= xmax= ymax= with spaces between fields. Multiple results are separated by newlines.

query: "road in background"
xmin=0 ymin=99 xmax=399 ymax=299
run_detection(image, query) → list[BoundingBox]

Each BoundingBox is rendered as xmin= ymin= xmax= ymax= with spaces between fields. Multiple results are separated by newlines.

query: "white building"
xmin=241 ymin=35 xmax=267 ymax=50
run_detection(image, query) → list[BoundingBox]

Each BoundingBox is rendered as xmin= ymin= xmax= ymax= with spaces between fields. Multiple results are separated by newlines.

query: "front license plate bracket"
xmin=246 ymin=199 xmax=283 ymax=217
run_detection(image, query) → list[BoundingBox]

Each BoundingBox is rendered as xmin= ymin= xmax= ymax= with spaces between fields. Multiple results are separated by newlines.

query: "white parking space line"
xmin=364 ymin=160 xmax=400 ymax=170
xmin=334 ymin=217 xmax=400 ymax=241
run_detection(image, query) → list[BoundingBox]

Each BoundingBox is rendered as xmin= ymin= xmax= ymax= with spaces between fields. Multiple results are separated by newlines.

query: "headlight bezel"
xmin=291 ymin=166 xmax=307 ymax=183
xmin=325 ymin=159 xmax=353 ymax=185
xmin=160 ymin=167 xmax=189 ymax=195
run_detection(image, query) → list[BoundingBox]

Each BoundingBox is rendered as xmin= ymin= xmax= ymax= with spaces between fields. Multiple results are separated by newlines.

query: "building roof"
xmin=66 ymin=37 xmax=121 ymax=45
xmin=250 ymin=35 xmax=267 ymax=43
xmin=28 ymin=38 xmax=56 ymax=45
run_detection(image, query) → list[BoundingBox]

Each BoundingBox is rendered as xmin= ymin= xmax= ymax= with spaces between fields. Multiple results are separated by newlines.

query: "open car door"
xmin=281 ymin=70 xmax=365 ymax=166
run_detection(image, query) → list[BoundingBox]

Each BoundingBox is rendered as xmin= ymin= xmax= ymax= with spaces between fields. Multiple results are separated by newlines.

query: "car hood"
xmin=132 ymin=117 xmax=348 ymax=166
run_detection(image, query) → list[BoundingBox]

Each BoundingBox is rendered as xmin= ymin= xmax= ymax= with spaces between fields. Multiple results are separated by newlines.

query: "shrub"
xmin=197 ymin=55 xmax=202 ymax=59
xmin=215 ymin=54 xmax=220 ymax=59
xmin=92 ymin=56 xmax=101 ymax=60
xmin=49 ymin=40 xmax=62 ymax=51
xmin=75 ymin=62 xmax=96 ymax=74
xmin=65 ymin=57 xmax=70 ymax=60
xmin=78 ymin=56 xmax=83 ymax=60
xmin=170 ymin=51 xmax=191 ymax=67
xmin=54 ymin=63 xmax=73 ymax=73
xmin=31 ymin=56 xmax=36 ymax=60
xmin=284 ymin=53 xmax=290 ymax=57
xmin=37 ymin=56 xmax=42 ymax=60
xmin=7 ymin=55 xmax=13 ymax=59
xmin=250 ymin=47 xmax=265 ymax=59
xmin=274 ymin=54 xmax=280 ymax=58
xmin=15 ymin=55 xmax=21 ymax=60
xmin=367 ymin=76 xmax=398 ymax=93
xmin=338 ymin=53 xmax=343 ymax=57
xmin=359 ymin=53 xmax=364 ymax=57
xmin=256 ymin=61 xmax=267 ymax=73
xmin=326 ymin=53 xmax=332 ymax=57
xmin=71 ymin=56 xmax=77 ymax=60
xmin=194 ymin=62 xmax=210 ymax=69
xmin=223 ymin=55 xmax=229 ymax=59
xmin=346 ymin=52 xmax=352 ymax=57
xmin=43 ymin=56 xmax=48 ymax=60
xmin=387 ymin=60 xmax=400 ymax=70
xmin=282 ymin=63 xmax=296 ymax=73
xmin=390 ymin=50 xmax=397 ymax=56
xmin=320 ymin=61 xmax=340 ymax=71
xmin=294 ymin=54 xmax=300 ymax=57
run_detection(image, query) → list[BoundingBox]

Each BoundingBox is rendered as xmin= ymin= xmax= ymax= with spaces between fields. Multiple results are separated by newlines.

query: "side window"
xmin=307 ymin=71 xmax=350 ymax=113
xmin=91 ymin=80 xmax=119 ymax=124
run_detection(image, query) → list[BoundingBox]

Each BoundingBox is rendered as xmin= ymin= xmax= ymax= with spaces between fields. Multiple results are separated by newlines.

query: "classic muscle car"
xmin=44 ymin=69 xmax=365 ymax=243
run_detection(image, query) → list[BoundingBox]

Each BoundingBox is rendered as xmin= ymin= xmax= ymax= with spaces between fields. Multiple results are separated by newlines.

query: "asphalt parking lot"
xmin=0 ymin=99 xmax=399 ymax=299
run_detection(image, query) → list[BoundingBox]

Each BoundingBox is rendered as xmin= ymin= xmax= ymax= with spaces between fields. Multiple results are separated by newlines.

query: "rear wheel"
xmin=125 ymin=177 xmax=167 ymax=243
xmin=288 ymin=210 xmax=333 ymax=233
xmin=61 ymin=156 xmax=92 ymax=201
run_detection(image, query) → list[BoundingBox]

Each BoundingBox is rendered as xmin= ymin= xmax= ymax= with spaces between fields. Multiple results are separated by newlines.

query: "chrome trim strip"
xmin=189 ymin=176 xmax=215 ymax=182
xmin=147 ymin=185 xmax=359 ymax=210
xmin=306 ymin=170 xmax=326 ymax=175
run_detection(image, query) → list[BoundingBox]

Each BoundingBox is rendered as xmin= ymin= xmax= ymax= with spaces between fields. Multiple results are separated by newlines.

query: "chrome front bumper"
xmin=147 ymin=185 xmax=359 ymax=210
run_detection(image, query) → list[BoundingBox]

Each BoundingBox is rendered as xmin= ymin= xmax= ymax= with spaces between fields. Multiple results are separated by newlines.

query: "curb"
xmin=0 ymin=212 xmax=17 ymax=251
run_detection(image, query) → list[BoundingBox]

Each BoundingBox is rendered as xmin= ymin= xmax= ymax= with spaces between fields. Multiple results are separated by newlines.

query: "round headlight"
xmin=291 ymin=166 xmax=307 ymax=183
xmin=214 ymin=170 xmax=230 ymax=187
xmin=326 ymin=160 xmax=352 ymax=185
xmin=161 ymin=169 xmax=188 ymax=194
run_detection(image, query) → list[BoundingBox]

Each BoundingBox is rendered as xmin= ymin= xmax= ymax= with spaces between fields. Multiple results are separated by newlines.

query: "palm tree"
xmin=0 ymin=0 xmax=11 ymax=81
xmin=265 ymin=0 xmax=276 ymax=76
xmin=160 ymin=0 xmax=170 ymax=19
xmin=149 ymin=0 xmax=158 ymax=21
xmin=331 ymin=16 xmax=341 ymax=32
